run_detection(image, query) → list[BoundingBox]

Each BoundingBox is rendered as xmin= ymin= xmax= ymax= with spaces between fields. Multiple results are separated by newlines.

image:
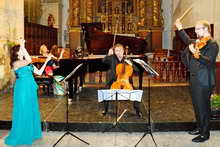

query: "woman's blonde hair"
xmin=39 ymin=44 xmax=47 ymax=55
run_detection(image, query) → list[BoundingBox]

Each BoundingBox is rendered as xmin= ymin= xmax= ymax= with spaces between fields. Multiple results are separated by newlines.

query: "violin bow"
xmin=179 ymin=5 xmax=193 ymax=21
xmin=112 ymin=17 xmax=119 ymax=47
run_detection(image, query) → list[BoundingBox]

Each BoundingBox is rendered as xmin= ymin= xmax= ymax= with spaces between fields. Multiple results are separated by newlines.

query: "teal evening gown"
xmin=5 ymin=64 xmax=42 ymax=146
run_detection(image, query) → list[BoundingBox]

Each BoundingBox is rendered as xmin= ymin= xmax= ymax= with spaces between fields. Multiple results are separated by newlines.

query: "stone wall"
xmin=173 ymin=0 xmax=214 ymax=28
xmin=172 ymin=0 xmax=220 ymax=60
xmin=24 ymin=0 xmax=41 ymax=23
xmin=0 ymin=0 xmax=24 ymax=91
xmin=213 ymin=0 xmax=220 ymax=60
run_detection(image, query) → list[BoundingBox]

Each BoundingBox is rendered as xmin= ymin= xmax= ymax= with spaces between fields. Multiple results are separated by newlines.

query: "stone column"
xmin=69 ymin=0 xmax=81 ymax=50
xmin=162 ymin=0 xmax=172 ymax=50
xmin=70 ymin=0 xmax=80 ymax=27
xmin=0 ymin=0 xmax=24 ymax=90
xmin=62 ymin=0 xmax=70 ymax=47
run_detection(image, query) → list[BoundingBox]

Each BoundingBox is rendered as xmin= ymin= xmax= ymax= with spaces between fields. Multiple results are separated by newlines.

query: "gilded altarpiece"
xmin=69 ymin=0 xmax=163 ymax=51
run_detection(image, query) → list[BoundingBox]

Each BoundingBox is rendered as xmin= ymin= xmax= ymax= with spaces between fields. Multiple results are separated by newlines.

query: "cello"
xmin=110 ymin=45 xmax=134 ymax=90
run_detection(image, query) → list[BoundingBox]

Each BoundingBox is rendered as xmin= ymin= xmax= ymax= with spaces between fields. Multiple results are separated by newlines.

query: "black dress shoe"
xmin=192 ymin=135 xmax=209 ymax=143
xmin=188 ymin=129 xmax=200 ymax=135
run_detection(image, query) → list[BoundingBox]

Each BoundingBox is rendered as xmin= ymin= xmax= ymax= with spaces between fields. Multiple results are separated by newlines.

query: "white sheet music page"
xmin=98 ymin=89 xmax=143 ymax=102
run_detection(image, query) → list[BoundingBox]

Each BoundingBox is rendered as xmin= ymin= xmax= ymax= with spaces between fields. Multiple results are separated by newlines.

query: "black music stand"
xmin=98 ymin=89 xmax=143 ymax=133
xmin=53 ymin=63 xmax=89 ymax=147
xmin=133 ymin=59 xmax=159 ymax=147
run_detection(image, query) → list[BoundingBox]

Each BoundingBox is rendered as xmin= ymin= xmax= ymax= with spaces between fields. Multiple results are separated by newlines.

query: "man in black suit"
xmin=175 ymin=19 xmax=219 ymax=142
xmin=102 ymin=43 xmax=142 ymax=118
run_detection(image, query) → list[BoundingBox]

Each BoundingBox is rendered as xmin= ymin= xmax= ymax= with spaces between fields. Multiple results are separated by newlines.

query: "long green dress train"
xmin=5 ymin=64 xmax=42 ymax=146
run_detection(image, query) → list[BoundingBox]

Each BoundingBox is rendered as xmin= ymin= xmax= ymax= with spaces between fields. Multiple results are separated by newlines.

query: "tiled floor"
xmin=1 ymin=130 xmax=220 ymax=147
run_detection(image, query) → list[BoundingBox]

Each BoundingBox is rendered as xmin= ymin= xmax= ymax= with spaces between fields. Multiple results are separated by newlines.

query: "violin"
xmin=193 ymin=36 xmax=210 ymax=58
xmin=110 ymin=48 xmax=133 ymax=90
xmin=195 ymin=36 xmax=210 ymax=49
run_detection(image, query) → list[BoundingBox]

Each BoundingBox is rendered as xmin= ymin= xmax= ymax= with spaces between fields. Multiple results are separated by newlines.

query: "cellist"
xmin=102 ymin=43 xmax=142 ymax=117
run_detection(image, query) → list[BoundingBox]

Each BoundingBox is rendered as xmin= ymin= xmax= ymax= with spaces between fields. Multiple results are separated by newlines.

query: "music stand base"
xmin=135 ymin=128 xmax=157 ymax=147
xmin=101 ymin=91 xmax=136 ymax=133
xmin=53 ymin=64 xmax=89 ymax=147
xmin=53 ymin=131 xmax=89 ymax=147
xmin=135 ymin=78 xmax=157 ymax=147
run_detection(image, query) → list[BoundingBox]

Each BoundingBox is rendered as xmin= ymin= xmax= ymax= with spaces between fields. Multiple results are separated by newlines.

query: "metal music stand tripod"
xmin=53 ymin=63 xmax=89 ymax=146
xmin=99 ymin=89 xmax=142 ymax=133
xmin=103 ymin=90 xmax=128 ymax=132
xmin=133 ymin=59 xmax=159 ymax=147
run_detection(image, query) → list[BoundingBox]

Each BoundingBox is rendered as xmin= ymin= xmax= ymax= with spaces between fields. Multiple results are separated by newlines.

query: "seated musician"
xmin=50 ymin=45 xmax=65 ymax=60
xmin=39 ymin=44 xmax=64 ymax=76
xmin=38 ymin=44 xmax=66 ymax=95
xmin=102 ymin=43 xmax=142 ymax=118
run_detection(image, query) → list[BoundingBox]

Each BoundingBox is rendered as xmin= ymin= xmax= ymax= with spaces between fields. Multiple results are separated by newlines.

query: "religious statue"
xmin=48 ymin=13 xmax=55 ymax=27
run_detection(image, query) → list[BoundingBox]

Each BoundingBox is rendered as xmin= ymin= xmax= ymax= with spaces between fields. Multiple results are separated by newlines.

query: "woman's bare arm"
xmin=19 ymin=39 xmax=32 ymax=63
xmin=33 ymin=55 xmax=52 ymax=75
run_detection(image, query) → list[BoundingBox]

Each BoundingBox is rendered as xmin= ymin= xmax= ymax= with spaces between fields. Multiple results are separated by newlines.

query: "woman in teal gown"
xmin=5 ymin=40 xmax=52 ymax=146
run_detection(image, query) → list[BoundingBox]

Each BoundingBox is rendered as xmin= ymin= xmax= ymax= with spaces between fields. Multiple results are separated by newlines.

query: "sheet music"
xmin=133 ymin=59 xmax=159 ymax=76
xmin=98 ymin=89 xmax=143 ymax=102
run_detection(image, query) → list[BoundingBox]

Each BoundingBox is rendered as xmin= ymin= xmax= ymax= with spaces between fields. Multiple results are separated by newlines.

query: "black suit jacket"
xmin=102 ymin=54 xmax=139 ymax=87
xmin=178 ymin=30 xmax=219 ymax=87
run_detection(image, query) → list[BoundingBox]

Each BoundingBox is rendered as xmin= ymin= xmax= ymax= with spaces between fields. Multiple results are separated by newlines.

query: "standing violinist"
xmin=175 ymin=19 xmax=219 ymax=142
xmin=102 ymin=43 xmax=142 ymax=118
